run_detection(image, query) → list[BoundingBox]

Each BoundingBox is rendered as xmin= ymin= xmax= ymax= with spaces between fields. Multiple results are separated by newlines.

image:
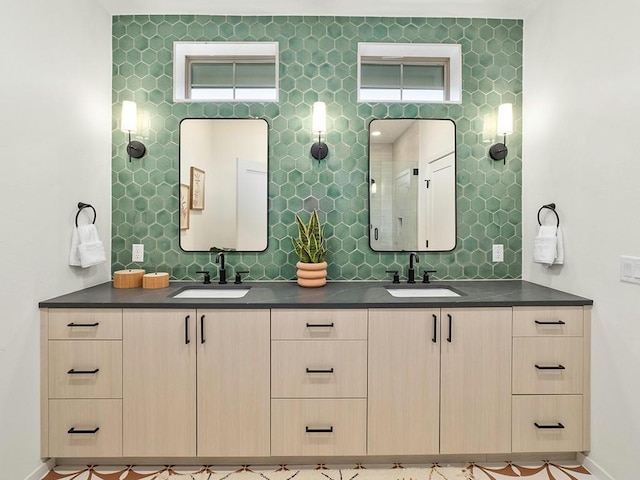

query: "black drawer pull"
xmin=185 ymin=315 xmax=190 ymax=344
xmin=68 ymin=427 xmax=100 ymax=434
xmin=534 ymin=422 xmax=565 ymax=429
xmin=305 ymin=426 xmax=333 ymax=433
xmin=200 ymin=315 xmax=206 ymax=344
xmin=67 ymin=368 xmax=100 ymax=375
xmin=306 ymin=367 xmax=334 ymax=374
xmin=432 ymin=314 xmax=437 ymax=343
xmin=67 ymin=322 xmax=99 ymax=327
xmin=535 ymin=364 xmax=565 ymax=370
xmin=534 ymin=320 xmax=566 ymax=325
xmin=447 ymin=314 xmax=452 ymax=343
xmin=306 ymin=322 xmax=334 ymax=328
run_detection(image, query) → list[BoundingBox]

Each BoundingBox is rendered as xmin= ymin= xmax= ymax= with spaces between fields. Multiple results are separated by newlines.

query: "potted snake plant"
xmin=292 ymin=210 xmax=327 ymax=287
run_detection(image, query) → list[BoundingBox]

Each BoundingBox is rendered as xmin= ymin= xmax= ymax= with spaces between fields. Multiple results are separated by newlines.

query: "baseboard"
xmin=25 ymin=459 xmax=54 ymax=480
xmin=579 ymin=454 xmax=615 ymax=480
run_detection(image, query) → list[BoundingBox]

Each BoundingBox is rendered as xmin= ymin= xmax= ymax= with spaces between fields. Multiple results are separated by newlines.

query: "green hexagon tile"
xmin=112 ymin=15 xmax=523 ymax=281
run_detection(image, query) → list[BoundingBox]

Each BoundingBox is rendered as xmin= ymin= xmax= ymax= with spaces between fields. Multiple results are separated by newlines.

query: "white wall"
xmin=523 ymin=1 xmax=640 ymax=478
xmin=0 ymin=1 xmax=111 ymax=478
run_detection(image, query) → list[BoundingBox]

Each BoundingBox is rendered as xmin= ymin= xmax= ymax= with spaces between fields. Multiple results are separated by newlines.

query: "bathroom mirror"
xmin=179 ymin=118 xmax=268 ymax=252
xmin=369 ymin=118 xmax=456 ymax=252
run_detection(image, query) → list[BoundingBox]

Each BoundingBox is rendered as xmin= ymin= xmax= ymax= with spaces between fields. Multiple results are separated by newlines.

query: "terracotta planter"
xmin=296 ymin=261 xmax=327 ymax=287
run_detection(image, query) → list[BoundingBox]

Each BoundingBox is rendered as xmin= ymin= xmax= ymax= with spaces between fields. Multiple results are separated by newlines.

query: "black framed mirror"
xmin=369 ymin=118 xmax=456 ymax=252
xmin=179 ymin=118 xmax=269 ymax=252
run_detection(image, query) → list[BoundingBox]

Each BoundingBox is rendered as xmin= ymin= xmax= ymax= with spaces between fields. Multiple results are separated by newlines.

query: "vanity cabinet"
xmin=41 ymin=298 xmax=591 ymax=461
xmin=42 ymin=308 xmax=123 ymax=458
xmin=511 ymin=306 xmax=590 ymax=453
xmin=122 ymin=308 xmax=271 ymax=457
xmin=368 ymin=307 xmax=512 ymax=455
xmin=271 ymin=309 xmax=368 ymax=456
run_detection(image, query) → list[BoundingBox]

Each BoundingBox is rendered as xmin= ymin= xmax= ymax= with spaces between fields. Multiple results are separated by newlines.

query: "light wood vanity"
xmin=39 ymin=281 xmax=592 ymax=463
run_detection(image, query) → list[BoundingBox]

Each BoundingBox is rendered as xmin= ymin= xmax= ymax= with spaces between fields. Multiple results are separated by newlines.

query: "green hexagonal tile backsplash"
xmin=112 ymin=15 xmax=522 ymax=281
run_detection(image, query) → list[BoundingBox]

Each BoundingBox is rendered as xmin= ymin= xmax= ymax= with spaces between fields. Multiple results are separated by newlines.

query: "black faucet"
xmin=215 ymin=253 xmax=227 ymax=284
xmin=196 ymin=270 xmax=211 ymax=284
xmin=407 ymin=253 xmax=419 ymax=284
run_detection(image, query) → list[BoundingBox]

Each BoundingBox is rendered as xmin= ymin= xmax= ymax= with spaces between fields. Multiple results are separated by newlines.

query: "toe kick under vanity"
xmin=39 ymin=280 xmax=592 ymax=464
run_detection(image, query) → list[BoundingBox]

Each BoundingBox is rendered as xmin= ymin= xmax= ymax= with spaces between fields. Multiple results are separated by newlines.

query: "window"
xmin=358 ymin=43 xmax=462 ymax=104
xmin=174 ymin=42 xmax=278 ymax=102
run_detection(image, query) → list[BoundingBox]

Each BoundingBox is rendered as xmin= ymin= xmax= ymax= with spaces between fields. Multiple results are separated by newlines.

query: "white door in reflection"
xmin=236 ymin=159 xmax=268 ymax=251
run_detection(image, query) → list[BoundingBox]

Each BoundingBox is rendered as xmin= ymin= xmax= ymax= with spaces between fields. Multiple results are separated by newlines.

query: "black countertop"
xmin=39 ymin=280 xmax=593 ymax=309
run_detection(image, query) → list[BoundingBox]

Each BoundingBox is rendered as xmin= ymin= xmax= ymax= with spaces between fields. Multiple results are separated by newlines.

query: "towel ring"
xmin=537 ymin=203 xmax=559 ymax=227
xmin=75 ymin=202 xmax=97 ymax=227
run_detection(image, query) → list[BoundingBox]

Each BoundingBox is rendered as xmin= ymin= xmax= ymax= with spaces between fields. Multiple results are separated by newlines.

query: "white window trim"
xmin=357 ymin=43 xmax=462 ymax=104
xmin=173 ymin=41 xmax=279 ymax=103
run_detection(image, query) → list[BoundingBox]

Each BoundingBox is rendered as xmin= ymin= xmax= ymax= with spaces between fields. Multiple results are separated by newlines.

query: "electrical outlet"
xmin=492 ymin=244 xmax=504 ymax=262
xmin=132 ymin=244 xmax=144 ymax=262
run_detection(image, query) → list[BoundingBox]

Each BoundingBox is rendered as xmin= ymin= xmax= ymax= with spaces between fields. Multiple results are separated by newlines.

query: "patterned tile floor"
xmin=42 ymin=462 xmax=593 ymax=480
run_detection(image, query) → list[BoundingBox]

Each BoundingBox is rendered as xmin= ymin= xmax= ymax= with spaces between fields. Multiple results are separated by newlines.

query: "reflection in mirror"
xmin=179 ymin=118 xmax=268 ymax=252
xmin=369 ymin=119 xmax=456 ymax=252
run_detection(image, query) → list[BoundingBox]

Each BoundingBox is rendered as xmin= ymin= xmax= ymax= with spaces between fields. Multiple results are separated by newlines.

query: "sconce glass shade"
xmin=370 ymin=178 xmax=377 ymax=194
xmin=496 ymin=103 xmax=513 ymax=136
xmin=121 ymin=100 xmax=138 ymax=133
xmin=489 ymin=103 xmax=513 ymax=163
xmin=311 ymin=101 xmax=328 ymax=160
xmin=312 ymin=101 xmax=326 ymax=134
xmin=121 ymin=100 xmax=146 ymax=161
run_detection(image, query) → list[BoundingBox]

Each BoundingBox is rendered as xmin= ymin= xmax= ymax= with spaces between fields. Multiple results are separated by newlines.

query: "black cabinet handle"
xmin=200 ymin=315 xmax=205 ymax=344
xmin=447 ymin=314 xmax=452 ymax=343
xmin=535 ymin=364 xmax=566 ymax=370
xmin=535 ymin=320 xmax=566 ymax=325
xmin=185 ymin=315 xmax=190 ymax=344
xmin=534 ymin=422 xmax=565 ymax=429
xmin=305 ymin=426 xmax=333 ymax=433
xmin=306 ymin=322 xmax=334 ymax=328
xmin=68 ymin=427 xmax=100 ymax=434
xmin=67 ymin=368 xmax=100 ymax=375
xmin=432 ymin=314 xmax=437 ymax=343
xmin=67 ymin=322 xmax=99 ymax=327
xmin=306 ymin=367 xmax=334 ymax=374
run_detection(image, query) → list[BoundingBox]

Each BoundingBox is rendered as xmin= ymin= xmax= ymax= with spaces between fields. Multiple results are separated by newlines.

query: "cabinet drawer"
xmin=49 ymin=341 xmax=122 ymax=399
xmin=513 ymin=306 xmax=583 ymax=337
xmin=49 ymin=309 xmax=123 ymax=340
xmin=271 ymin=398 xmax=366 ymax=456
xmin=513 ymin=337 xmax=583 ymax=394
xmin=271 ymin=309 xmax=367 ymax=340
xmin=271 ymin=340 xmax=367 ymax=398
xmin=512 ymin=395 xmax=583 ymax=452
xmin=49 ymin=399 xmax=122 ymax=457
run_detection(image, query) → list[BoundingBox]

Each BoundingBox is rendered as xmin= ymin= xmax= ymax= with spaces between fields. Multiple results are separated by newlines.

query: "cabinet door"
xmin=122 ymin=309 xmax=196 ymax=456
xmin=368 ymin=309 xmax=440 ymax=455
xmin=197 ymin=309 xmax=270 ymax=456
xmin=440 ymin=307 xmax=512 ymax=454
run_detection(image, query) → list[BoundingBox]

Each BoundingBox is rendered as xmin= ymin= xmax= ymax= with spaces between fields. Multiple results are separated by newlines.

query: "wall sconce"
xmin=310 ymin=101 xmax=328 ymax=161
xmin=489 ymin=103 xmax=513 ymax=164
xmin=121 ymin=100 xmax=146 ymax=162
xmin=370 ymin=178 xmax=377 ymax=194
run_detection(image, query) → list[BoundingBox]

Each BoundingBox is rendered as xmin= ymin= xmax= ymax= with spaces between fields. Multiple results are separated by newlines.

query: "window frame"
xmin=173 ymin=42 xmax=279 ymax=103
xmin=357 ymin=43 xmax=462 ymax=104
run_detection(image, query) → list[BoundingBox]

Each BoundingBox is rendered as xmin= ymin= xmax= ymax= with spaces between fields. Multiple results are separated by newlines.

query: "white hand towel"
xmin=533 ymin=225 xmax=558 ymax=266
xmin=76 ymin=224 xmax=106 ymax=268
xmin=554 ymin=226 xmax=564 ymax=265
xmin=69 ymin=228 xmax=82 ymax=266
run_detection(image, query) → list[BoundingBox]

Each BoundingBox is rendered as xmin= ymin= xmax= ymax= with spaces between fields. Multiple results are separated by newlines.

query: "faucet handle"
xmin=196 ymin=270 xmax=211 ymax=284
xmin=422 ymin=269 xmax=437 ymax=284
xmin=386 ymin=270 xmax=400 ymax=284
xmin=234 ymin=270 xmax=249 ymax=284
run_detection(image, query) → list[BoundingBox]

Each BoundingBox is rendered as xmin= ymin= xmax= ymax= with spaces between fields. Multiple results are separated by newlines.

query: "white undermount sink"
xmin=172 ymin=288 xmax=250 ymax=299
xmin=385 ymin=287 xmax=461 ymax=298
